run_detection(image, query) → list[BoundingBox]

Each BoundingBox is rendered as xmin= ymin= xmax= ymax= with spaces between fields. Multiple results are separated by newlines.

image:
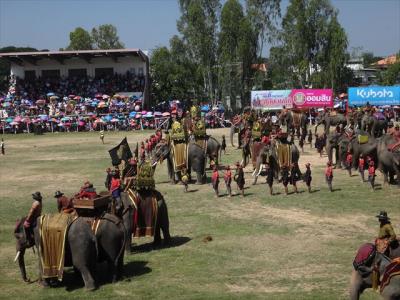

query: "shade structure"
xmin=162 ymin=112 xmax=170 ymax=117
xmin=135 ymin=114 xmax=141 ymax=119
xmin=78 ymin=121 xmax=85 ymax=126
xmin=111 ymin=118 xmax=119 ymax=122
xmin=61 ymin=117 xmax=71 ymax=122
xmin=36 ymin=99 xmax=46 ymax=106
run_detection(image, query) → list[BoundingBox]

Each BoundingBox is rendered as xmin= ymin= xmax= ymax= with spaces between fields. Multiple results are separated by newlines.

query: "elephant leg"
xmin=153 ymin=221 xmax=161 ymax=247
xmin=160 ymin=206 xmax=171 ymax=246
xmin=196 ymin=172 xmax=203 ymax=185
xmin=125 ymin=231 xmax=132 ymax=253
xmin=77 ymin=263 xmax=96 ymax=291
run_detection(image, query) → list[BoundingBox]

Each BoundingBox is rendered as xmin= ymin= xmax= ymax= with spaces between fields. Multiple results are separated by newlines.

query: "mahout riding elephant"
xmin=377 ymin=134 xmax=400 ymax=186
xmin=121 ymin=189 xmax=171 ymax=252
xmin=153 ymin=140 xmax=206 ymax=184
xmin=325 ymin=132 xmax=351 ymax=169
xmin=350 ymin=243 xmax=400 ymax=300
xmin=251 ymin=141 xmax=300 ymax=185
xmin=206 ymin=136 xmax=221 ymax=165
xmin=315 ymin=112 xmax=347 ymax=134
xmin=361 ymin=113 xmax=388 ymax=138
xmin=14 ymin=216 xmax=97 ymax=290
xmin=279 ymin=110 xmax=308 ymax=137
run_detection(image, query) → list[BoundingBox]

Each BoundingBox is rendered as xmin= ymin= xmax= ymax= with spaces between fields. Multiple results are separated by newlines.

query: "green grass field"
xmin=0 ymin=128 xmax=398 ymax=299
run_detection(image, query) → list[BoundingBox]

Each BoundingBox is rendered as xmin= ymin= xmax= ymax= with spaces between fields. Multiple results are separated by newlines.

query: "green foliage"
xmin=381 ymin=52 xmax=400 ymax=85
xmin=91 ymin=24 xmax=124 ymax=49
xmin=66 ymin=27 xmax=93 ymax=50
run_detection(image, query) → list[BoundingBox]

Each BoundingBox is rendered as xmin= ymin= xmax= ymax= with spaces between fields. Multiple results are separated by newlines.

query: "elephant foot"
xmin=38 ymin=279 xmax=49 ymax=288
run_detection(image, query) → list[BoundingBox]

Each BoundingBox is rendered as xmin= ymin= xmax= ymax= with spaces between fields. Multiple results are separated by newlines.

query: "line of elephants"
xmin=326 ymin=131 xmax=400 ymax=186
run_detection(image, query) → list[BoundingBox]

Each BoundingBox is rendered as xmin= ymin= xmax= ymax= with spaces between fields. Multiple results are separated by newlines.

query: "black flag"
xmin=108 ymin=137 xmax=133 ymax=166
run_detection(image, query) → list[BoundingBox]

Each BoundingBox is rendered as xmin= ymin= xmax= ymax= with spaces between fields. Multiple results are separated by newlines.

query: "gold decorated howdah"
xmin=193 ymin=119 xmax=206 ymax=138
xmin=171 ymin=121 xmax=186 ymax=141
xmin=136 ymin=161 xmax=155 ymax=190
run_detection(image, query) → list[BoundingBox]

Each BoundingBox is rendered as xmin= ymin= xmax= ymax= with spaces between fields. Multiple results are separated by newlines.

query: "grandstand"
xmin=0 ymin=49 xmax=150 ymax=106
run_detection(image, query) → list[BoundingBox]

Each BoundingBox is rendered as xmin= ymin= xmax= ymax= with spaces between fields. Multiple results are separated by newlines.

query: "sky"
xmin=0 ymin=0 xmax=399 ymax=57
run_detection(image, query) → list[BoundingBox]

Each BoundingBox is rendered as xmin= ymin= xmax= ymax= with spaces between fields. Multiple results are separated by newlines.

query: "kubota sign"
xmin=348 ymin=86 xmax=400 ymax=106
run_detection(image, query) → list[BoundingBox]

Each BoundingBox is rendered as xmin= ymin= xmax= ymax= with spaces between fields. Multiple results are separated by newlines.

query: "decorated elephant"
xmin=206 ymin=136 xmax=222 ymax=165
xmin=350 ymin=243 xmax=400 ymax=300
xmin=315 ymin=111 xmax=347 ymax=134
xmin=348 ymin=134 xmax=378 ymax=169
xmin=377 ymin=134 xmax=400 ymax=186
xmin=14 ymin=216 xmax=97 ymax=290
xmin=279 ymin=110 xmax=308 ymax=137
xmin=121 ymin=161 xmax=171 ymax=252
xmin=153 ymin=140 xmax=206 ymax=184
xmin=251 ymin=141 xmax=300 ymax=185
xmin=361 ymin=113 xmax=388 ymax=138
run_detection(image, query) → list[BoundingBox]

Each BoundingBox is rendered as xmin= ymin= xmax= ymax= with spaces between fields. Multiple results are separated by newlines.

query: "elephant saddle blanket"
xmin=39 ymin=213 xmax=75 ymax=280
xmin=252 ymin=142 xmax=263 ymax=168
xmin=194 ymin=138 xmax=207 ymax=154
xmin=380 ymin=258 xmax=400 ymax=293
xmin=127 ymin=189 xmax=158 ymax=238
xmin=353 ymin=243 xmax=376 ymax=270
xmin=275 ymin=143 xmax=291 ymax=167
xmin=171 ymin=142 xmax=187 ymax=172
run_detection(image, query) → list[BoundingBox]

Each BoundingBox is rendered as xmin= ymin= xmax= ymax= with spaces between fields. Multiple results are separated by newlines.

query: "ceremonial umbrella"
xmin=14 ymin=116 xmax=22 ymax=122
xmin=104 ymin=115 xmax=112 ymax=122
xmin=135 ymin=114 xmax=141 ymax=119
xmin=61 ymin=117 xmax=71 ymax=122
xmin=39 ymin=115 xmax=49 ymax=121
xmin=102 ymin=94 xmax=110 ymax=99
xmin=129 ymin=111 xmax=137 ymax=118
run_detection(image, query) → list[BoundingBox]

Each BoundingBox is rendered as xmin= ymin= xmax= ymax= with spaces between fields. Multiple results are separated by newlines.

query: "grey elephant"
xmin=348 ymin=134 xmax=378 ymax=169
xmin=121 ymin=189 xmax=171 ymax=252
xmin=350 ymin=243 xmax=400 ymax=300
xmin=361 ymin=113 xmax=388 ymax=138
xmin=206 ymin=136 xmax=222 ymax=165
xmin=14 ymin=216 xmax=97 ymax=290
xmin=153 ymin=140 xmax=206 ymax=184
xmin=315 ymin=111 xmax=347 ymax=134
xmin=252 ymin=142 xmax=300 ymax=185
xmin=279 ymin=110 xmax=308 ymax=137
xmin=377 ymin=134 xmax=400 ymax=186
xmin=325 ymin=132 xmax=351 ymax=169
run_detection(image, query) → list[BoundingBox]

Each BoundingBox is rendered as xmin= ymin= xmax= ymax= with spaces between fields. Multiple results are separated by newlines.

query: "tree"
xmin=381 ymin=52 xmax=400 ymax=85
xmin=66 ymin=27 xmax=93 ymax=50
xmin=177 ymin=0 xmax=220 ymax=100
xmin=245 ymin=0 xmax=281 ymax=58
xmin=91 ymin=24 xmax=124 ymax=49
xmin=361 ymin=52 xmax=383 ymax=67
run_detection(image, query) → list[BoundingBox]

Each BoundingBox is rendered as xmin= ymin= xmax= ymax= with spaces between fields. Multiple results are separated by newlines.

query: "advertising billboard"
xmin=348 ymin=86 xmax=400 ymax=106
xmin=290 ymin=89 xmax=333 ymax=108
xmin=251 ymin=90 xmax=292 ymax=110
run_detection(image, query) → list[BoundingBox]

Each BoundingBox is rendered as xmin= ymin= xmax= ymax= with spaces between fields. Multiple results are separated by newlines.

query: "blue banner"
xmin=348 ymin=86 xmax=400 ymax=106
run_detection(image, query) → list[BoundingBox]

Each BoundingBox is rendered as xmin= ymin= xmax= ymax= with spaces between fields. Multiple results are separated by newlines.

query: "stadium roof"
xmin=0 ymin=49 xmax=148 ymax=65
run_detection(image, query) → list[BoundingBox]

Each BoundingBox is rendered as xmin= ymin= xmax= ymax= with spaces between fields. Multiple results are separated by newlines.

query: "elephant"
xmin=348 ymin=134 xmax=378 ymax=169
xmin=325 ymin=132 xmax=351 ymax=169
xmin=315 ymin=112 xmax=347 ymax=135
xmin=377 ymin=134 xmax=400 ymax=186
xmin=95 ymin=213 xmax=126 ymax=282
xmin=14 ymin=216 xmax=97 ymax=290
xmin=251 ymin=141 xmax=300 ymax=185
xmin=279 ymin=110 xmax=308 ymax=137
xmin=361 ymin=114 xmax=388 ymax=138
xmin=206 ymin=136 xmax=222 ymax=165
xmin=121 ymin=189 xmax=171 ymax=252
xmin=153 ymin=140 xmax=207 ymax=184
xmin=350 ymin=242 xmax=400 ymax=300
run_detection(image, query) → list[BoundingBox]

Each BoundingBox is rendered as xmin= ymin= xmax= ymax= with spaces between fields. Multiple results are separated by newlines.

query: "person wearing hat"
xmin=376 ymin=211 xmax=397 ymax=254
xmin=224 ymin=165 xmax=232 ymax=197
xmin=265 ymin=163 xmax=274 ymax=195
xmin=325 ymin=161 xmax=333 ymax=192
xmin=100 ymin=130 xmax=104 ymax=144
xmin=181 ymin=167 xmax=189 ymax=193
xmin=23 ymin=192 xmax=43 ymax=231
xmin=78 ymin=181 xmax=97 ymax=199
xmin=368 ymin=160 xmax=376 ymax=190
xmin=55 ymin=191 xmax=73 ymax=213
xmin=211 ymin=166 xmax=220 ymax=198
xmin=234 ymin=162 xmax=245 ymax=197
xmin=303 ymin=163 xmax=312 ymax=193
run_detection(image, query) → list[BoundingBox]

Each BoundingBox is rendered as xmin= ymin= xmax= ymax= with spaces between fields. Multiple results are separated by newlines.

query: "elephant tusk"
xmin=152 ymin=161 xmax=158 ymax=167
xmin=14 ymin=251 xmax=20 ymax=262
xmin=257 ymin=165 xmax=264 ymax=176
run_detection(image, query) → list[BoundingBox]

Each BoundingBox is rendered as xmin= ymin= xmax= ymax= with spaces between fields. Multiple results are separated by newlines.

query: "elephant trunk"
xmin=349 ymin=270 xmax=363 ymax=300
xmin=17 ymin=249 xmax=29 ymax=282
xmin=230 ymin=126 xmax=235 ymax=147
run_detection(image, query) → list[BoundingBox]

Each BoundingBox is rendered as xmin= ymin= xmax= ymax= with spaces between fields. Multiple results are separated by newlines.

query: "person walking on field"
xmin=346 ymin=151 xmax=353 ymax=177
xmin=100 ymin=130 xmax=104 ymax=144
xmin=358 ymin=154 xmax=365 ymax=182
xmin=181 ymin=168 xmax=189 ymax=193
xmin=280 ymin=164 xmax=290 ymax=195
xmin=265 ymin=163 xmax=274 ymax=195
xmin=368 ymin=160 xmax=376 ymax=190
xmin=299 ymin=138 xmax=304 ymax=153
xmin=221 ymin=135 xmax=226 ymax=154
xmin=211 ymin=166 xmax=219 ymax=198
xmin=1 ymin=138 xmax=5 ymax=155
xmin=307 ymin=130 xmax=313 ymax=149
xmin=234 ymin=162 xmax=245 ymax=197
xmin=224 ymin=165 xmax=232 ymax=197
xmin=304 ymin=163 xmax=312 ymax=193
xmin=289 ymin=163 xmax=300 ymax=194
xmin=325 ymin=161 xmax=334 ymax=192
